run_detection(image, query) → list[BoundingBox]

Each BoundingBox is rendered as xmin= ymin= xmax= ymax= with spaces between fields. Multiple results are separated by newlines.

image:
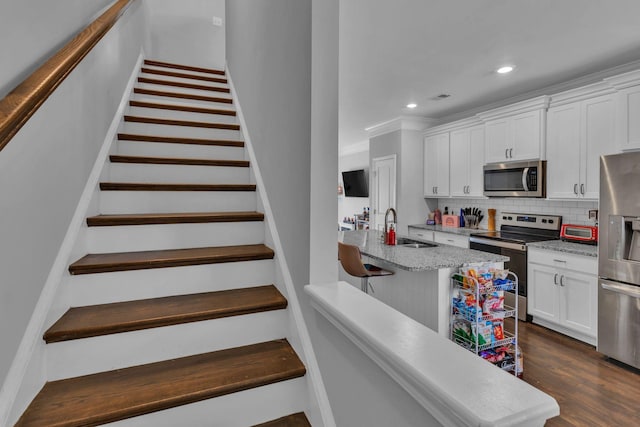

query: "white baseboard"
xmin=0 ymin=50 xmax=146 ymax=426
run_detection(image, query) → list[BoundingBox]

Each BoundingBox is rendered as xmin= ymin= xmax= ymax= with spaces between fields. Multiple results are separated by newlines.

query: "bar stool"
xmin=338 ymin=242 xmax=394 ymax=294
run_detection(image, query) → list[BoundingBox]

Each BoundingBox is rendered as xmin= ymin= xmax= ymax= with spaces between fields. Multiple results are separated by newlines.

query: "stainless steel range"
xmin=469 ymin=213 xmax=562 ymax=321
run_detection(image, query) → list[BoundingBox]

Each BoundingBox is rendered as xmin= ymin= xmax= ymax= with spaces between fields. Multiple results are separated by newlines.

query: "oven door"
xmin=469 ymin=238 xmax=529 ymax=321
xmin=483 ymin=160 xmax=545 ymax=198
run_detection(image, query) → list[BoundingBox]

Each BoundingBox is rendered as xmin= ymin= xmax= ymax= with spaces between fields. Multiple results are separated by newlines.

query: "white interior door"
xmin=371 ymin=155 xmax=396 ymax=231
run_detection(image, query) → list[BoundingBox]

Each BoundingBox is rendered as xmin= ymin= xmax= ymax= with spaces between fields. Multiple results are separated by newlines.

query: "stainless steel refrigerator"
xmin=598 ymin=151 xmax=640 ymax=369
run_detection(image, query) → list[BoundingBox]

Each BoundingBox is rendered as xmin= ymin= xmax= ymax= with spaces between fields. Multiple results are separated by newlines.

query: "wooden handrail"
xmin=0 ymin=0 xmax=136 ymax=152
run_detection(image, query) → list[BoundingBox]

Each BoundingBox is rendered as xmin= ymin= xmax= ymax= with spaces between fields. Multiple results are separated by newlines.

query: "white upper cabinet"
xmin=546 ymin=94 xmax=615 ymax=200
xmin=423 ymin=133 xmax=450 ymax=197
xmin=450 ymin=126 xmax=485 ymax=197
xmin=617 ymin=85 xmax=640 ymax=151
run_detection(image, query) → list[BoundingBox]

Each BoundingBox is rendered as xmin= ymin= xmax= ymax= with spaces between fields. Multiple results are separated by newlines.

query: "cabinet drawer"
xmin=528 ymin=247 xmax=597 ymax=275
xmin=433 ymin=231 xmax=469 ymax=248
xmin=408 ymin=228 xmax=434 ymax=241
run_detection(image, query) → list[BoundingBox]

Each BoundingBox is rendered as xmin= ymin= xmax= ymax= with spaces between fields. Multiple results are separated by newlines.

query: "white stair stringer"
xmin=120 ymin=120 xmax=242 ymax=140
xmin=86 ymin=221 xmax=264 ymax=253
xmin=66 ymin=259 xmax=276 ymax=307
xmin=115 ymin=139 xmax=245 ymax=160
xmin=126 ymin=103 xmax=238 ymax=124
xmin=102 ymin=377 xmax=309 ymax=427
xmin=107 ymin=162 xmax=250 ymax=184
xmin=46 ymin=309 xmax=289 ymax=381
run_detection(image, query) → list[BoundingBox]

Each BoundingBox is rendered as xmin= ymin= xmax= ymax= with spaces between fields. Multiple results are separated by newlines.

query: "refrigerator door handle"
xmin=601 ymin=281 xmax=640 ymax=299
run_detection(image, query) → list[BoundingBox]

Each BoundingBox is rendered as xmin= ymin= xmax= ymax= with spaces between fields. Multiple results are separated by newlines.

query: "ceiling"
xmin=339 ymin=0 xmax=640 ymax=150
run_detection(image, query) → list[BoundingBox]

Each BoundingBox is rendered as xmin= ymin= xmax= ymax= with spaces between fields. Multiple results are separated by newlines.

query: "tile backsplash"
xmin=436 ymin=198 xmax=598 ymax=230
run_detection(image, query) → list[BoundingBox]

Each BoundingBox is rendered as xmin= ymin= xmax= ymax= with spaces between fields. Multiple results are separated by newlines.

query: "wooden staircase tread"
xmin=117 ymin=133 xmax=244 ymax=147
xmin=86 ymin=211 xmax=264 ymax=226
xmin=44 ymin=285 xmax=287 ymax=343
xmin=138 ymin=76 xmax=230 ymax=93
xmin=141 ymin=67 xmax=227 ymax=84
xmin=144 ymin=59 xmax=226 ymax=75
xmin=133 ymin=87 xmax=233 ymax=104
xmin=16 ymin=339 xmax=305 ymax=427
xmin=109 ymin=154 xmax=249 ymax=167
xmin=129 ymin=100 xmax=236 ymax=116
xmin=68 ymin=244 xmax=274 ymax=275
xmin=253 ymin=413 xmax=312 ymax=427
xmin=124 ymin=115 xmax=241 ymax=130
xmin=99 ymin=182 xmax=256 ymax=191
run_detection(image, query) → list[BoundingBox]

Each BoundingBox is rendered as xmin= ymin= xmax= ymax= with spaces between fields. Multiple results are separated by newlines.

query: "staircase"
xmin=15 ymin=59 xmax=313 ymax=426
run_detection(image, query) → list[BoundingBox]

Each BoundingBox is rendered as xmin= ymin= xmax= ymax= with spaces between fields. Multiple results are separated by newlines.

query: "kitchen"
xmin=336 ymin=2 xmax=640 ymax=425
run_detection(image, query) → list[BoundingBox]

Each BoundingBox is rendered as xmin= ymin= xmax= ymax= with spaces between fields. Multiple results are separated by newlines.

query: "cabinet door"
xmin=511 ymin=110 xmax=542 ymax=161
xmin=467 ymin=126 xmax=485 ymax=197
xmin=558 ymin=270 xmax=597 ymax=338
xmin=449 ymin=129 xmax=469 ymax=197
xmin=546 ymin=103 xmax=581 ymax=199
xmin=618 ymin=86 xmax=640 ymax=151
xmin=485 ymin=119 xmax=509 ymax=163
xmin=528 ymin=263 xmax=560 ymax=323
xmin=435 ymin=133 xmax=450 ymax=196
xmin=581 ymin=94 xmax=615 ymax=199
xmin=424 ymin=136 xmax=438 ymax=196
xmin=433 ymin=231 xmax=469 ymax=248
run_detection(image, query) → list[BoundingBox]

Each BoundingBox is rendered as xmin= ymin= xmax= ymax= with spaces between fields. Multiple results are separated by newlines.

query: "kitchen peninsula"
xmin=339 ymin=230 xmax=509 ymax=335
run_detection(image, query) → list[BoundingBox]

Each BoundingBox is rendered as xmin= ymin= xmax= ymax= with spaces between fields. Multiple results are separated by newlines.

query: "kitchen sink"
xmin=395 ymin=237 xmax=438 ymax=248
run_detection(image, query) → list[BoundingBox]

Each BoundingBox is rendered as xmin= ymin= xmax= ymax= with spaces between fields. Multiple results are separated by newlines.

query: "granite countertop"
xmin=408 ymin=224 xmax=488 ymax=237
xmin=527 ymin=240 xmax=598 ymax=258
xmin=340 ymin=230 xmax=509 ymax=272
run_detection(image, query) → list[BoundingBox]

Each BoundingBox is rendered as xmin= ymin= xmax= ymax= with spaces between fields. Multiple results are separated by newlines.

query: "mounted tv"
xmin=342 ymin=169 xmax=369 ymax=197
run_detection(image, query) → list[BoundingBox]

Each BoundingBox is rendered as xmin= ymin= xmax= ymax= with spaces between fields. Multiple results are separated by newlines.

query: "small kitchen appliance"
xmin=560 ymin=224 xmax=598 ymax=244
xmin=483 ymin=160 xmax=546 ymax=198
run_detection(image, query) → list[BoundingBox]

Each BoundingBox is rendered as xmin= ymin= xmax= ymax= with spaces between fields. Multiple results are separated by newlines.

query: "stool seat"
xmin=338 ymin=242 xmax=394 ymax=293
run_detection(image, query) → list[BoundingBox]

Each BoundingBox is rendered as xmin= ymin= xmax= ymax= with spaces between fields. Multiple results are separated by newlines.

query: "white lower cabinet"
xmin=527 ymin=248 xmax=597 ymax=345
xmin=408 ymin=227 xmax=433 ymax=241
xmin=433 ymin=231 xmax=469 ymax=249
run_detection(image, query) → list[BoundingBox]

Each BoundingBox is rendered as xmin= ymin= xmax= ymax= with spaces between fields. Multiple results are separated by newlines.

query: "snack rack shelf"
xmin=450 ymin=271 xmax=520 ymax=375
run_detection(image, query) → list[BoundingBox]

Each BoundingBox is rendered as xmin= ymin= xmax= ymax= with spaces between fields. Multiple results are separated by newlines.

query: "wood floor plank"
xmin=129 ymin=100 xmax=236 ymax=116
xmin=138 ymin=77 xmax=230 ymax=93
xmin=253 ymin=412 xmax=312 ymax=427
xmin=86 ymin=211 xmax=264 ymax=226
xmin=117 ymin=133 xmax=243 ymax=147
xmin=141 ymin=67 xmax=227 ymax=84
xmin=133 ymin=87 xmax=233 ymax=104
xmin=15 ymin=339 xmax=305 ymax=427
xmin=68 ymin=244 xmax=274 ymax=275
xmin=99 ymin=182 xmax=256 ymax=191
xmin=144 ymin=59 xmax=226 ymax=76
xmin=109 ymin=155 xmax=249 ymax=167
xmin=124 ymin=115 xmax=240 ymax=130
xmin=44 ymin=285 xmax=286 ymax=343
xmin=518 ymin=321 xmax=640 ymax=426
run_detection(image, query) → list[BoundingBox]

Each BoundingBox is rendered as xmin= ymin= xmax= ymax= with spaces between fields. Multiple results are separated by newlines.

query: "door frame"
xmin=371 ymin=154 xmax=397 ymax=231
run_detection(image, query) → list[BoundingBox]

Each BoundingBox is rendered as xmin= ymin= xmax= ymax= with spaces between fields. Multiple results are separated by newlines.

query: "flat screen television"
xmin=342 ymin=169 xmax=369 ymax=197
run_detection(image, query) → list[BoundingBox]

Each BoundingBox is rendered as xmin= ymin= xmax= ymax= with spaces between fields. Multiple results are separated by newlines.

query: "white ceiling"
xmin=339 ymin=0 xmax=640 ymax=150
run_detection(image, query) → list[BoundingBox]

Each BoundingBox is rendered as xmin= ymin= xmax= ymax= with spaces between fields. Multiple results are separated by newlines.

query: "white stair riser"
xmin=108 ymin=162 xmax=250 ymax=184
xmin=46 ymin=310 xmax=289 ymax=380
xmin=67 ymin=260 xmax=276 ymax=306
xmin=136 ymin=81 xmax=230 ymax=99
xmin=131 ymin=92 xmax=235 ymax=110
xmin=139 ymin=71 xmax=229 ymax=88
xmin=127 ymin=104 xmax=238 ymax=124
xmin=103 ymin=378 xmax=309 ymax=427
xmin=141 ymin=64 xmax=226 ymax=80
xmin=99 ymin=190 xmax=257 ymax=214
xmin=121 ymin=121 xmax=242 ymax=140
xmin=115 ymin=140 xmax=245 ymax=161
xmin=86 ymin=222 xmax=264 ymax=253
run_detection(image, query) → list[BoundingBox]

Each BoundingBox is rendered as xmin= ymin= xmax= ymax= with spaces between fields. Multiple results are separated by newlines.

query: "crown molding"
xmin=423 ymin=115 xmax=483 ymax=136
xmin=339 ymin=140 xmax=369 ymax=157
xmin=476 ymin=95 xmax=550 ymax=122
xmin=548 ymin=81 xmax=617 ymax=107
xmin=365 ymin=116 xmax=435 ymax=138
xmin=604 ymin=69 xmax=640 ymax=90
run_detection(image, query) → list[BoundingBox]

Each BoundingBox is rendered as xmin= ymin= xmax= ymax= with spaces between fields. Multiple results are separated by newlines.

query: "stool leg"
xmin=361 ymin=277 xmax=368 ymax=293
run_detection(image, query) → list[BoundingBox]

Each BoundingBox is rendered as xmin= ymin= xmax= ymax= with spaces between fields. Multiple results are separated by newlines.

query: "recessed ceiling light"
xmin=406 ymin=103 xmax=417 ymax=109
xmin=497 ymin=65 xmax=514 ymax=74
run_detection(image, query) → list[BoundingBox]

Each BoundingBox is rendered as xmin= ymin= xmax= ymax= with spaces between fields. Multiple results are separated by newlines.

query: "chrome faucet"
xmin=384 ymin=207 xmax=397 ymax=240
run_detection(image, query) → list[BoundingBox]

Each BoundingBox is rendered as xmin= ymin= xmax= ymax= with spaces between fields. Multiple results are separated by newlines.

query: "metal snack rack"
xmin=450 ymin=270 xmax=520 ymax=375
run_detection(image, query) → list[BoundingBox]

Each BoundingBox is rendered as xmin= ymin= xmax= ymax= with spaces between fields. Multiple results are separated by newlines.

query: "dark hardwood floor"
xmin=517 ymin=321 xmax=640 ymax=426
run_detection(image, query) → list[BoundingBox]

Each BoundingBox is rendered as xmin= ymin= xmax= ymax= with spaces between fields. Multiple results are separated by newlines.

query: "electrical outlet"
xmin=589 ymin=209 xmax=598 ymax=221
xmin=212 ymin=16 xmax=223 ymax=26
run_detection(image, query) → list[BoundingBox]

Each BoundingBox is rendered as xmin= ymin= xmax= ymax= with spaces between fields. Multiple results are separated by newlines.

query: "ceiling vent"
xmin=431 ymin=93 xmax=451 ymax=101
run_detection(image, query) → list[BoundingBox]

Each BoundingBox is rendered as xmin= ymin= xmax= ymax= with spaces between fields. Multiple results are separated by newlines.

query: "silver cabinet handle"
xmin=553 ymin=273 xmax=558 ymax=285
xmin=601 ymin=281 xmax=640 ymax=299
xmin=466 ymin=185 xmax=470 ymax=194
xmin=573 ymin=184 xmax=578 ymax=195
xmin=553 ymin=259 xmax=567 ymax=263
xmin=432 ymin=186 xmax=435 ymax=194
xmin=505 ymin=148 xmax=509 ymax=159
xmin=559 ymin=275 xmax=565 ymax=286
xmin=447 ymin=239 xmax=454 ymax=243
xmin=435 ymin=186 xmax=438 ymax=194
xmin=580 ymin=183 xmax=585 ymax=195
xmin=509 ymin=148 xmax=513 ymax=158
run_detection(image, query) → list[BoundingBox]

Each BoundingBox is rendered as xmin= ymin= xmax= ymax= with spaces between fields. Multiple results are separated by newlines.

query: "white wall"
xmin=144 ymin=0 xmax=225 ymax=70
xmin=0 ymin=0 xmax=147 ymax=389
xmin=338 ymin=150 xmax=369 ymax=224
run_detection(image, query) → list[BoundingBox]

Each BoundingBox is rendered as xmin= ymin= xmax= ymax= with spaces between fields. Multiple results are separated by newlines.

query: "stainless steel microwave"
xmin=483 ymin=160 xmax=546 ymax=198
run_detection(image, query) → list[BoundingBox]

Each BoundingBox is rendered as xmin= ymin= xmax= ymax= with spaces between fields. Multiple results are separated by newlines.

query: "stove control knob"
xmin=549 ymin=219 xmax=554 ymax=224
xmin=542 ymin=219 xmax=547 ymax=223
